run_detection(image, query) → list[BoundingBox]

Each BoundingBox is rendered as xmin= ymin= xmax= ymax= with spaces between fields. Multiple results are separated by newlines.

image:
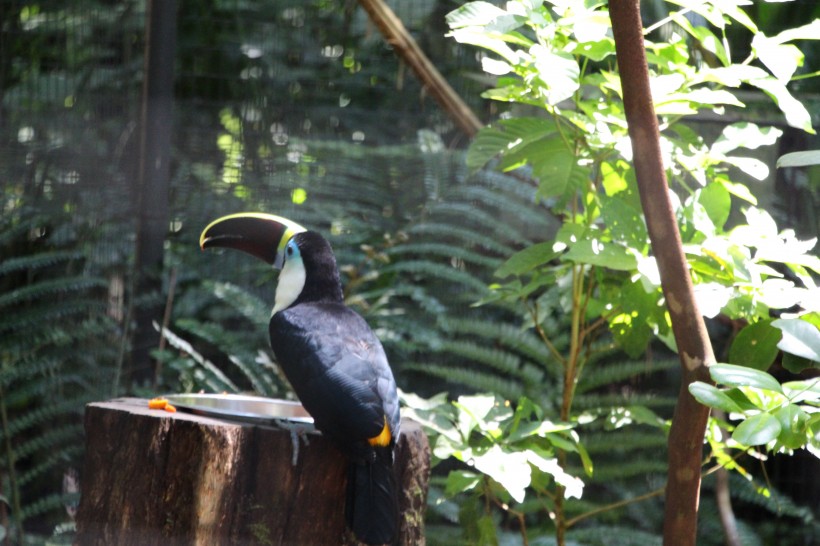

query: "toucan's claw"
xmin=275 ymin=419 xmax=313 ymax=466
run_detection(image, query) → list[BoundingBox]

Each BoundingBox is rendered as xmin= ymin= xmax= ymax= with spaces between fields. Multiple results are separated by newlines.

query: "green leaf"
xmin=772 ymin=318 xmax=820 ymax=362
xmin=782 ymin=378 xmax=820 ymax=404
xmin=600 ymin=196 xmax=647 ymax=250
xmin=564 ymin=238 xmax=638 ymax=271
xmin=466 ymin=118 xmax=558 ymax=172
xmin=773 ymin=404 xmax=809 ymax=450
xmin=476 ymin=515 xmax=498 ymax=545
xmin=601 ymin=160 xmax=627 ymax=196
xmin=724 ymin=388 xmax=758 ymax=412
xmin=696 ymin=183 xmax=731 ymax=232
xmin=709 ymin=364 xmax=783 ymax=394
xmin=609 ymin=311 xmax=653 ymax=358
xmin=777 ymin=150 xmax=820 ymax=168
xmin=718 ymin=179 xmax=757 ymax=205
xmin=532 ymin=137 xmax=578 ymax=199
xmin=689 ymin=382 xmax=744 ymax=413
xmin=782 ymin=353 xmax=817 ymax=374
xmin=445 ymin=469 xmax=482 ymax=497
xmin=495 ymin=242 xmax=559 ymax=278
xmin=690 ymin=25 xmax=729 ymax=67
xmin=728 ymin=320 xmax=782 ymax=371
xmin=732 ymin=412 xmax=781 ymax=446
xmin=575 ymin=441 xmax=594 ymax=478
xmin=571 ymin=37 xmax=615 ymax=61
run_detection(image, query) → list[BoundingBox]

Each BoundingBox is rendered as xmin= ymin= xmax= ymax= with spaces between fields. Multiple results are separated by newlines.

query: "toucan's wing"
xmin=269 ymin=302 xmax=399 ymax=452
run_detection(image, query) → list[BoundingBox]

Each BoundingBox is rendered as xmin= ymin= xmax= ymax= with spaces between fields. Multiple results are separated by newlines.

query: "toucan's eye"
xmin=286 ymin=242 xmax=295 ymax=257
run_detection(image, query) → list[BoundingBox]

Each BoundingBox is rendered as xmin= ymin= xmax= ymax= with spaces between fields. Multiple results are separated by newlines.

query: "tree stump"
xmin=75 ymin=398 xmax=430 ymax=546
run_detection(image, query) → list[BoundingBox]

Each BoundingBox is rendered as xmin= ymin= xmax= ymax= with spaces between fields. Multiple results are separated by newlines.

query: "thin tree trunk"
xmin=131 ymin=0 xmax=178 ymax=386
xmin=608 ymin=2 xmax=716 ymax=545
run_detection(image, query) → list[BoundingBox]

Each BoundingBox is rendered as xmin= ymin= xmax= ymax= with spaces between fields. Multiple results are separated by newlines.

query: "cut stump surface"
xmin=75 ymin=398 xmax=430 ymax=546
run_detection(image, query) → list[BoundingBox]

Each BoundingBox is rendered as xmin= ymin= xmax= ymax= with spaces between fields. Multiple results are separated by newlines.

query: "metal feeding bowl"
xmin=164 ymin=393 xmax=315 ymax=427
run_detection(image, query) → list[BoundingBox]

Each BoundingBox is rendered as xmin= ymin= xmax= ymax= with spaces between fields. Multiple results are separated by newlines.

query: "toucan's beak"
xmin=200 ymin=212 xmax=307 ymax=268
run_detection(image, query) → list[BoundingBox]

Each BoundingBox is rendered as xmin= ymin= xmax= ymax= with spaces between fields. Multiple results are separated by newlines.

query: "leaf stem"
xmin=565 ymin=486 xmax=666 ymax=528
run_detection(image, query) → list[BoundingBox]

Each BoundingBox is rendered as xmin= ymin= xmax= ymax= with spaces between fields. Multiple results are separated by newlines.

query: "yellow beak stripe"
xmin=367 ymin=416 xmax=392 ymax=447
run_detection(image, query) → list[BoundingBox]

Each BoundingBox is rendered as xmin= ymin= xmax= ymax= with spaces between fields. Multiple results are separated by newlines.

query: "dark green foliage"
xmin=0 ymin=210 xmax=118 ymax=541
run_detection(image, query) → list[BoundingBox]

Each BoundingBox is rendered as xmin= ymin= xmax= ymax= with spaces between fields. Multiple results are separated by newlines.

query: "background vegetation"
xmin=0 ymin=0 xmax=818 ymax=544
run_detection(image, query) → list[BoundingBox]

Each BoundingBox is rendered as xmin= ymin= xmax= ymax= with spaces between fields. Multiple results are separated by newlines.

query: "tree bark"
xmin=130 ymin=0 xmax=177 ymax=387
xmin=75 ymin=398 xmax=430 ymax=546
xmin=608 ymin=2 xmax=716 ymax=545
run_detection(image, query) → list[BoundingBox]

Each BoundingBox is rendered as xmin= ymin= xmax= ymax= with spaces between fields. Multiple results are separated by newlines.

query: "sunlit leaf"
xmin=772 ymin=19 xmax=820 ymax=44
xmin=721 ymin=156 xmax=769 ymax=181
xmin=472 ymin=445 xmax=531 ymax=503
xmin=732 ymin=412 xmax=781 ymax=446
xmin=711 ymin=123 xmax=783 ymax=156
xmin=531 ymin=46 xmax=580 ymax=105
xmin=709 ymin=363 xmax=783 ymax=393
xmin=752 ymin=32 xmax=804 ymax=82
xmin=772 ymin=318 xmax=820 ymax=362
xmin=600 ymin=196 xmax=647 ymax=250
xmin=750 ymin=77 xmax=814 ymax=134
xmin=446 ymin=1 xmax=520 ymax=32
xmin=689 ymin=382 xmax=744 ymax=413
xmin=525 ymin=448 xmax=585 ymax=499
xmin=697 ymin=183 xmax=731 ymax=231
xmin=565 ymin=238 xmax=638 ymax=270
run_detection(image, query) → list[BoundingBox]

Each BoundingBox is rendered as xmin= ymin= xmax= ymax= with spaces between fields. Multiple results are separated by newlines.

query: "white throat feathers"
xmin=273 ymin=252 xmax=306 ymax=315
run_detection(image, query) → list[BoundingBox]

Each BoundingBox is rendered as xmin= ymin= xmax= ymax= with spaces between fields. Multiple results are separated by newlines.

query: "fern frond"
xmin=567 ymin=525 xmax=661 ymax=546
xmin=18 ymin=444 xmax=84 ymax=487
xmin=426 ymin=203 xmax=529 ymax=245
xmin=573 ymin=393 xmax=677 ymax=411
xmin=0 ymin=250 xmax=80 ymax=276
xmin=0 ymin=299 xmax=107 ymax=335
xmin=158 ymin=325 xmax=240 ymax=393
xmin=404 ymin=363 xmax=524 ymax=401
xmin=385 ymin=243 xmax=502 ymax=269
xmin=437 ymin=316 xmax=558 ymax=371
xmin=0 ymin=276 xmax=106 ymax=309
xmin=383 ymin=260 xmax=489 ymax=295
xmin=407 ymin=223 xmax=511 ymax=255
xmin=576 ymin=359 xmax=679 ymax=394
xmin=206 ymin=281 xmax=269 ymax=327
xmin=13 ymin=424 xmax=84 ymax=461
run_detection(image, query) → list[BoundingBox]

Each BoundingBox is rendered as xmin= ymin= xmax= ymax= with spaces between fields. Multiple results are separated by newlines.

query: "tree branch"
xmin=357 ymin=0 xmax=483 ymax=137
xmin=608 ymin=2 xmax=716 ymax=545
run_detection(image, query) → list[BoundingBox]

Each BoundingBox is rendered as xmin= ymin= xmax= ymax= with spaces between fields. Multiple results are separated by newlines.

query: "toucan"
xmin=200 ymin=212 xmax=401 ymax=545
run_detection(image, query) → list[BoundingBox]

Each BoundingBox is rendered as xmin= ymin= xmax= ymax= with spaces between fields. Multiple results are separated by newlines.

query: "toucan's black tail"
xmin=346 ymin=449 xmax=399 ymax=545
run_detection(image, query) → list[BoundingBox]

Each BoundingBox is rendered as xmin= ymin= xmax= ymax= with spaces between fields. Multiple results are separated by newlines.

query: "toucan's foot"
xmin=274 ymin=420 xmax=313 ymax=466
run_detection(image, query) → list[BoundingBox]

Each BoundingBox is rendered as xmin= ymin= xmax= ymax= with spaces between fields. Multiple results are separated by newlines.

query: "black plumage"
xmin=201 ymin=217 xmax=402 ymax=545
xmin=269 ymin=232 xmax=401 ymax=545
